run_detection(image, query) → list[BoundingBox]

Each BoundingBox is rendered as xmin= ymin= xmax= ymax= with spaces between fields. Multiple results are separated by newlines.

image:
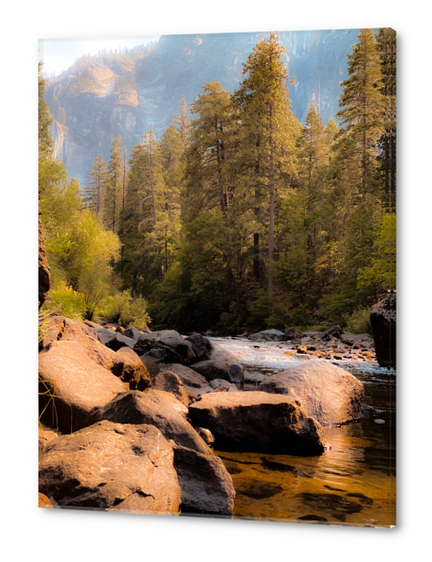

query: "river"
xmin=209 ymin=337 xmax=396 ymax=528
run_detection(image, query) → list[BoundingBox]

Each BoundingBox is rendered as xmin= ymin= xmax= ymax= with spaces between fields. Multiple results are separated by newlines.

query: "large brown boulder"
xmin=91 ymin=389 xmax=235 ymax=515
xmin=152 ymin=370 xmax=189 ymax=407
xmin=40 ymin=317 xmax=123 ymax=374
xmin=258 ymin=361 xmax=364 ymax=425
xmin=91 ymin=389 xmax=209 ymax=454
xmin=38 ymin=204 xmax=50 ymax=307
xmin=133 ymin=330 xmax=196 ymax=365
xmin=39 ymin=341 xmax=126 ymax=433
xmin=113 ymin=347 xmax=151 ymax=391
xmin=189 ymin=391 xmax=327 ymax=455
xmin=171 ymin=444 xmax=235 ymax=516
xmin=39 ymin=420 xmax=181 ymax=514
xmin=370 ymin=293 xmax=396 ymax=367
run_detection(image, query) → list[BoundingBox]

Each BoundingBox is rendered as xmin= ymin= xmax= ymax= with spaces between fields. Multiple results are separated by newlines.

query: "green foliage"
xmin=357 ymin=213 xmax=396 ymax=293
xmin=97 ymin=290 xmax=151 ymax=329
xmin=344 ymin=306 xmax=372 ymax=335
xmin=47 ymin=282 xmax=88 ymax=320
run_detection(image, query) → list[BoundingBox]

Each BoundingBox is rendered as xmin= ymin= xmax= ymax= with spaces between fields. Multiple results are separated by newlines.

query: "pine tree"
xmin=234 ymin=32 xmax=300 ymax=294
xmin=184 ymin=82 xmax=234 ymax=219
xmin=85 ymin=155 xmax=108 ymax=216
xmin=376 ymin=28 xmax=396 ymax=213
xmin=336 ymin=28 xmax=386 ymax=197
xmin=104 ymin=138 xmax=123 ymax=232
xmin=118 ymin=131 xmax=170 ymax=295
xmin=173 ymin=96 xmax=190 ymax=148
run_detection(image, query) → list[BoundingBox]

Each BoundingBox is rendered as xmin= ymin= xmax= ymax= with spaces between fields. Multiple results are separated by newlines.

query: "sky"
xmin=39 ymin=36 xmax=160 ymax=76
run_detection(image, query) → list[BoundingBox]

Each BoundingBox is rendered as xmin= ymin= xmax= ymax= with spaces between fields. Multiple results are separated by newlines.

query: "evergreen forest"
xmin=39 ymin=29 xmax=396 ymax=336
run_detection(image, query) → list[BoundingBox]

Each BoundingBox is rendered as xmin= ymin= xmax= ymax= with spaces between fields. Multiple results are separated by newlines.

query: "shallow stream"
xmin=210 ymin=337 xmax=396 ymax=528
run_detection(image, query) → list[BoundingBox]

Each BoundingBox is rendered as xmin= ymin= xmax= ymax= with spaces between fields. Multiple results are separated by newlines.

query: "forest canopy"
xmin=39 ymin=29 xmax=396 ymax=335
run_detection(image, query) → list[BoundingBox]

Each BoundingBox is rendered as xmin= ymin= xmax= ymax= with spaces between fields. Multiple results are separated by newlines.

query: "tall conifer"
xmin=336 ymin=28 xmax=386 ymax=197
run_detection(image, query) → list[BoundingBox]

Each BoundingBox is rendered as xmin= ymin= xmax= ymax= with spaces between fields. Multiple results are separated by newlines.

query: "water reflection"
xmin=211 ymin=338 xmax=396 ymax=527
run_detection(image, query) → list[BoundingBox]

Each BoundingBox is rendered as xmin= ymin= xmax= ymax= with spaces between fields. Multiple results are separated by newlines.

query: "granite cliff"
xmin=45 ymin=29 xmax=363 ymax=185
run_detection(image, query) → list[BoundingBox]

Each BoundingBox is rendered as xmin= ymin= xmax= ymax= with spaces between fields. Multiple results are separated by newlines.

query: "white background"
xmin=2 ymin=1 xmax=430 ymax=560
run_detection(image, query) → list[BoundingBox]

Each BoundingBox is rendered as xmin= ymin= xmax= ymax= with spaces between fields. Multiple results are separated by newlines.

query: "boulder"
xmin=189 ymin=391 xmax=327 ymax=455
xmin=196 ymin=427 xmax=215 ymax=446
xmin=190 ymin=360 xmax=244 ymax=388
xmin=209 ymin=379 xmax=239 ymax=392
xmin=93 ymin=327 xmax=117 ymax=346
xmin=83 ymin=320 xmax=104 ymax=330
xmin=133 ymin=330 xmax=196 ymax=365
xmin=284 ymin=327 xmax=304 ymax=343
xmin=191 ymin=344 xmax=244 ymax=388
xmin=41 ymin=317 xmax=123 ymax=374
xmin=370 ymin=293 xmax=396 ymax=367
xmin=91 ymin=389 xmax=209 ymax=454
xmin=185 ymin=334 xmax=212 ymax=361
xmin=123 ymin=327 xmax=144 ymax=340
xmin=139 ymin=354 xmax=161 ymax=379
xmin=90 ymin=389 xmax=235 ymax=515
xmin=248 ymin=329 xmax=287 ymax=342
xmin=38 ymin=203 xmax=50 ymax=307
xmin=38 ymin=426 xmax=58 ymax=452
xmin=152 ymin=370 xmax=189 ymax=407
xmin=171 ymin=443 xmax=235 ymax=516
xmin=105 ymin=333 xmax=137 ymax=352
xmin=113 ymin=347 xmax=151 ymax=391
xmin=39 ymin=420 xmax=181 ymax=514
xmin=38 ymin=493 xmax=55 ymax=508
xmin=163 ymin=363 xmax=212 ymax=394
xmin=319 ymin=325 xmax=342 ymax=341
xmin=258 ymin=361 xmax=364 ymax=425
xmin=39 ymin=341 xmax=126 ymax=433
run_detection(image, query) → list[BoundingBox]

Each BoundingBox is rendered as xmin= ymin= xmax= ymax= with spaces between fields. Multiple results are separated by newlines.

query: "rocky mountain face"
xmin=45 ymin=29 xmax=363 ymax=185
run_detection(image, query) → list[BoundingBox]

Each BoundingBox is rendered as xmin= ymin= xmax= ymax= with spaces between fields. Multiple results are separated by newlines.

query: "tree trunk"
xmin=268 ymin=111 xmax=275 ymax=295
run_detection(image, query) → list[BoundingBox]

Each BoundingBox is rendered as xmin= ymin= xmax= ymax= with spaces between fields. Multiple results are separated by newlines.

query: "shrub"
xmin=97 ymin=290 xmax=151 ymax=330
xmin=46 ymin=282 xmax=87 ymax=320
xmin=345 ymin=306 xmax=372 ymax=335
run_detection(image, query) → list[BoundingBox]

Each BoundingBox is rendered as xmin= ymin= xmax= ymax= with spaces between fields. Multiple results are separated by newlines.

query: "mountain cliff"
xmin=45 ymin=29 xmax=363 ymax=185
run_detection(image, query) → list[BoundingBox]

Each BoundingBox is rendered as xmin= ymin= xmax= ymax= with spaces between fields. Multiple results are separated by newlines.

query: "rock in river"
xmin=258 ymin=361 xmax=364 ymax=425
xmin=370 ymin=292 xmax=396 ymax=367
xmin=189 ymin=391 xmax=327 ymax=455
xmin=90 ymin=389 xmax=235 ymax=515
xmin=133 ymin=330 xmax=196 ymax=365
xmin=39 ymin=420 xmax=182 ymax=514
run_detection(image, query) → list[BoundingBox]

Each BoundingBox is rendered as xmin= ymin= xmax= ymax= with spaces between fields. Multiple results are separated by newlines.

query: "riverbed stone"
xmin=248 ymin=329 xmax=287 ymax=342
xmin=89 ymin=389 xmax=234 ymax=515
xmin=41 ymin=317 xmax=123 ymax=374
xmin=133 ymin=330 xmax=196 ymax=365
xmin=39 ymin=341 xmax=127 ymax=433
xmin=370 ymin=293 xmax=396 ymax=367
xmin=163 ymin=363 xmax=212 ymax=394
xmin=39 ymin=420 xmax=181 ymax=514
xmin=171 ymin=443 xmax=235 ymax=516
xmin=189 ymin=391 xmax=327 ymax=455
xmin=113 ymin=347 xmax=151 ymax=391
xmin=185 ymin=334 xmax=212 ymax=361
xmin=153 ymin=370 xmax=189 ymax=407
xmin=258 ymin=361 xmax=364 ymax=425
xmin=91 ymin=389 xmax=210 ymax=454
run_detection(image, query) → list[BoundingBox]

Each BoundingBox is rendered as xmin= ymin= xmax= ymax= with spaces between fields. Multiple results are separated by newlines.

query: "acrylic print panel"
xmin=38 ymin=28 xmax=396 ymax=527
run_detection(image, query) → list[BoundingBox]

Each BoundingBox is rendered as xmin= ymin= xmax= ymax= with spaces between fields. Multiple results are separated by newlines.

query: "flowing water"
xmin=210 ymin=337 xmax=396 ymax=528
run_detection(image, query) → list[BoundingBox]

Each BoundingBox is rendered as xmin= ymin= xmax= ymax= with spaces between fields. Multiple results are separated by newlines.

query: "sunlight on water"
xmin=210 ymin=337 xmax=396 ymax=528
